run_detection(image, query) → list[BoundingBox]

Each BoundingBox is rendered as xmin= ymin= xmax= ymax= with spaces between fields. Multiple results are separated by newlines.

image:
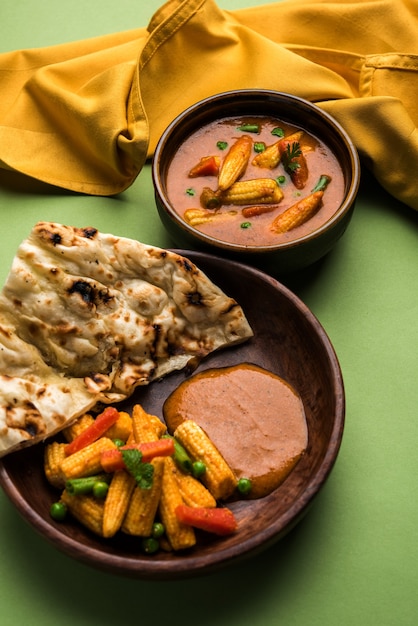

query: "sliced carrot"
xmin=188 ymin=155 xmax=220 ymax=178
xmin=65 ymin=407 xmax=119 ymax=456
xmin=288 ymin=151 xmax=309 ymax=189
xmin=101 ymin=439 xmax=175 ymax=472
xmin=175 ymin=504 xmax=238 ymax=535
xmin=241 ymin=204 xmax=279 ymax=218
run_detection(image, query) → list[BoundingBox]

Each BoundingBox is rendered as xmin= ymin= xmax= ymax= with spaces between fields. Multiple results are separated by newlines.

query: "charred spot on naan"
xmin=35 ymin=223 xmax=99 ymax=248
xmin=177 ymin=257 xmax=198 ymax=274
xmin=5 ymin=402 xmax=49 ymax=439
xmin=186 ymin=291 xmax=204 ymax=306
xmin=67 ymin=280 xmax=115 ymax=307
xmin=84 ymin=372 xmax=114 ymax=394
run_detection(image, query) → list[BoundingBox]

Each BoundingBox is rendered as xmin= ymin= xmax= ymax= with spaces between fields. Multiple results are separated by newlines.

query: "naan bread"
xmin=0 ymin=222 xmax=253 ymax=457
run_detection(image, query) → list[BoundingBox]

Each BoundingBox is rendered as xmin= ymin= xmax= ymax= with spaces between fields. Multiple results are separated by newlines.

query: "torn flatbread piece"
xmin=0 ymin=222 xmax=253 ymax=457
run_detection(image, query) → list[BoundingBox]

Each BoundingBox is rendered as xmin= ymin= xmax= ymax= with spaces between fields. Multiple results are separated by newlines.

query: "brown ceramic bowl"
xmin=153 ymin=89 xmax=360 ymax=275
xmin=0 ymin=251 xmax=345 ymax=580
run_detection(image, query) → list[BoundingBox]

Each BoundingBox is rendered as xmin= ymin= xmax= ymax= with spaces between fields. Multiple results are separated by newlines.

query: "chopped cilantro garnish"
xmin=282 ymin=142 xmax=302 ymax=173
xmin=271 ymin=127 xmax=285 ymax=138
xmin=121 ymin=449 xmax=154 ymax=489
xmin=186 ymin=188 xmax=196 ymax=196
xmin=216 ymin=141 xmax=228 ymax=150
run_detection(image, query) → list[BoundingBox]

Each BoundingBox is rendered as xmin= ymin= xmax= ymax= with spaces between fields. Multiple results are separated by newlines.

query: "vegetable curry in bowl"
xmin=166 ymin=115 xmax=345 ymax=246
xmin=153 ymin=90 xmax=360 ymax=274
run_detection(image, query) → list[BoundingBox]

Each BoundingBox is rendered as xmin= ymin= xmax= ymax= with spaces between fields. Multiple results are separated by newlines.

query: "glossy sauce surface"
xmin=163 ymin=363 xmax=308 ymax=498
xmin=166 ymin=116 xmax=345 ymax=246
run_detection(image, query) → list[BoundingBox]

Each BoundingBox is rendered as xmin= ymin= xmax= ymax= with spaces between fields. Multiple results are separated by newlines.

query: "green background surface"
xmin=0 ymin=1 xmax=417 ymax=625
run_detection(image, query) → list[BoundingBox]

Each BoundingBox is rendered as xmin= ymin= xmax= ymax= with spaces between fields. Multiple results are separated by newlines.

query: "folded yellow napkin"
xmin=1 ymin=0 xmax=418 ymax=210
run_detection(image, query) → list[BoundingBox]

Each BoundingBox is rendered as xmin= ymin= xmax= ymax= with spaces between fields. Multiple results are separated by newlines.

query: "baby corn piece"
xmin=184 ymin=208 xmax=237 ymax=228
xmin=270 ymin=190 xmax=324 ymax=234
xmin=175 ymin=469 xmax=217 ymax=508
xmin=159 ymin=457 xmax=196 ymax=550
xmin=278 ymin=130 xmax=304 ymax=154
xmin=61 ymin=490 xmax=105 ymax=536
xmin=252 ymin=141 xmax=281 ymax=169
xmin=104 ymin=411 xmax=133 ymax=443
xmin=218 ymin=135 xmax=252 ymax=191
xmin=44 ymin=441 xmax=67 ymax=488
xmin=60 ymin=436 xmax=116 ymax=480
xmin=149 ymin=413 xmax=167 ymax=439
xmin=252 ymin=130 xmax=304 ymax=169
xmin=221 ymin=178 xmax=283 ymax=206
xmin=132 ymin=404 xmax=166 ymax=443
xmin=122 ymin=457 xmax=165 ymax=536
xmin=102 ymin=469 xmax=136 ymax=538
xmin=174 ymin=420 xmax=237 ymax=500
xmin=63 ymin=413 xmax=95 ymax=442
xmin=184 ymin=208 xmax=214 ymax=226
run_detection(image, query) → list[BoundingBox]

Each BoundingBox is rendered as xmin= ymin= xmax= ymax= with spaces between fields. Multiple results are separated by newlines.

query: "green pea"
xmin=142 ymin=537 xmax=160 ymax=554
xmin=192 ymin=460 xmax=206 ymax=478
xmin=50 ymin=501 xmax=67 ymax=522
xmin=113 ymin=438 xmax=125 ymax=448
xmin=237 ymin=477 xmax=252 ymax=495
xmin=92 ymin=481 xmax=109 ymax=499
xmin=151 ymin=522 xmax=165 ymax=539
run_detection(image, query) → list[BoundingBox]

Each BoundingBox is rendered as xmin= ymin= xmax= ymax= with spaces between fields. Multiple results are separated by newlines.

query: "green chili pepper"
xmin=312 ymin=174 xmax=331 ymax=192
xmin=237 ymin=123 xmax=260 ymax=133
xmin=162 ymin=434 xmax=193 ymax=473
xmin=65 ymin=474 xmax=109 ymax=496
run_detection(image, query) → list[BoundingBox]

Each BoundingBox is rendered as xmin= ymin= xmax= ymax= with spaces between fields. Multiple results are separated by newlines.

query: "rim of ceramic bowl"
xmin=152 ymin=89 xmax=360 ymax=254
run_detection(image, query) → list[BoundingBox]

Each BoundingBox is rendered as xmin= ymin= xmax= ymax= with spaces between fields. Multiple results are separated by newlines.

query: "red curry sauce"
xmin=163 ymin=363 xmax=308 ymax=499
xmin=166 ymin=116 xmax=345 ymax=245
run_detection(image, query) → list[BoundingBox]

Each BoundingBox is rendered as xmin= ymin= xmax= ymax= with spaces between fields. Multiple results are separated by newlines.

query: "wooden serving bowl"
xmin=0 ymin=251 xmax=345 ymax=580
xmin=153 ymin=89 xmax=360 ymax=275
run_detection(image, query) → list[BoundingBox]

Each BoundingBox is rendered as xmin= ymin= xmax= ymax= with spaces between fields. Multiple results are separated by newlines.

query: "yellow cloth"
xmin=1 ymin=0 xmax=418 ymax=209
